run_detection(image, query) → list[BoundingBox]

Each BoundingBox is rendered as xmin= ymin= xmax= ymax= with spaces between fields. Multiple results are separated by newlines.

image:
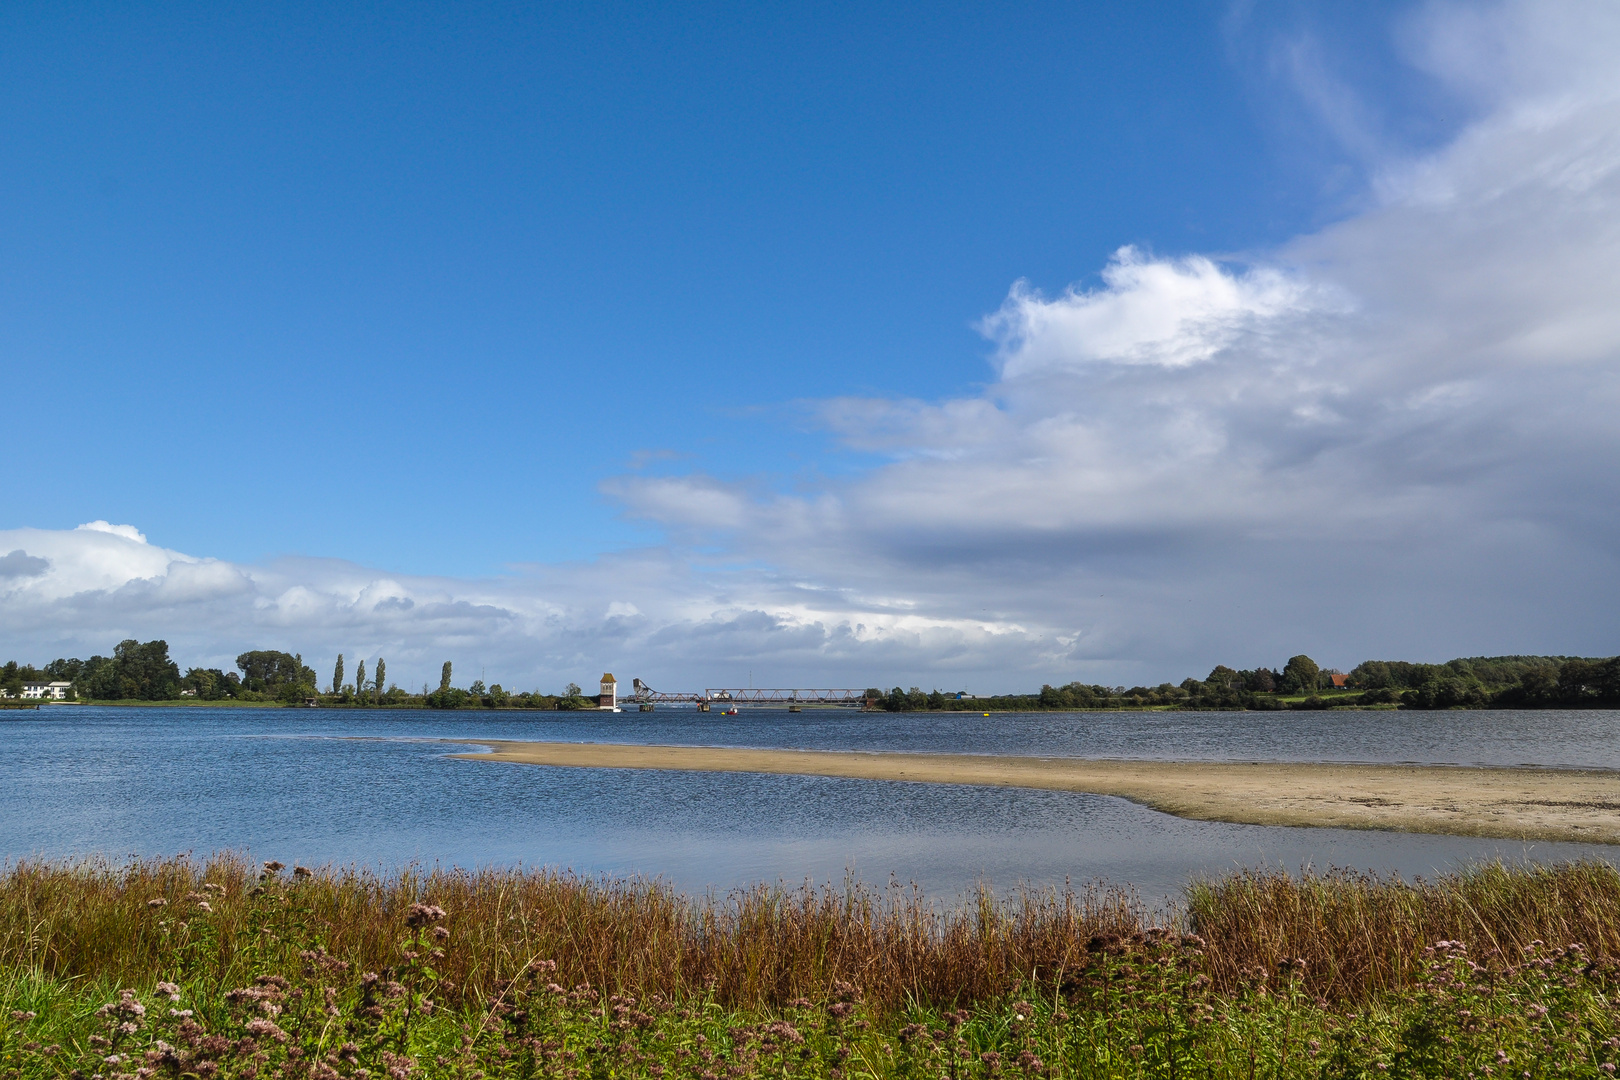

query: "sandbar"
xmin=450 ymin=740 xmax=1620 ymax=845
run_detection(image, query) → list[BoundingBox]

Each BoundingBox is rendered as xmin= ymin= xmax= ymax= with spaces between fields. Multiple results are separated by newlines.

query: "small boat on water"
xmin=721 ymin=706 xmax=740 ymax=715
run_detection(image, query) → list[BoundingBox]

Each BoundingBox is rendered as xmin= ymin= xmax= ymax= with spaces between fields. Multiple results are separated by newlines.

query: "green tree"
xmin=277 ymin=679 xmax=315 ymax=704
xmin=44 ymin=657 xmax=85 ymax=683
xmin=123 ymin=640 xmax=182 ymax=699
xmin=374 ymin=657 xmax=386 ymax=705
xmin=70 ymin=640 xmax=183 ymax=700
xmin=182 ymin=667 xmax=239 ymax=700
xmin=1280 ymin=654 xmax=1321 ymax=694
xmin=236 ymin=650 xmax=317 ymax=695
xmin=0 ymin=661 xmax=20 ymax=698
xmin=1350 ymin=660 xmax=1392 ymax=689
xmin=355 ymin=659 xmax=367 ymax=702
xmin=440 ymin=661 xmax=453 ymax=693
xmin=1243 ymin=668 xmax=1277 ymax=693
xmin=73 ymin=655 xmax=117 ymax=699
xmin=332 ymin=654 xmax=344 ymax=696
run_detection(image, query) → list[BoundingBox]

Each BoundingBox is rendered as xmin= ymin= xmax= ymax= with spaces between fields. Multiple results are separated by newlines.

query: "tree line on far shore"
xmin=0 ymin=642 xmax=595 ymax=709
xmin=873 ymin=652 xmax=1620 ymax=711
xmin=1 ymin=643 xmax=328 ymax=704
xmin=4 ymin=642 xmax=1618 ymax=710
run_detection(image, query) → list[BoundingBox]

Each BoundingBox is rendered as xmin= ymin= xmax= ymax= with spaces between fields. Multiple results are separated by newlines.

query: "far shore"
xmin=42 ymin=700 xmax=1235 ymax=711
xmin=451 ymin=740 xmax=1620 ymax=845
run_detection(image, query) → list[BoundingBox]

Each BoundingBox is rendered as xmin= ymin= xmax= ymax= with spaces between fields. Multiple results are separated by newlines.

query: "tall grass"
xmin=4 ymin=855 xmax=1619 ymax=1011
xmin=1186 ymin=859 xmax=1620 ymax=999
xmin=0 ymin=855 xmax=1142 ymax=1012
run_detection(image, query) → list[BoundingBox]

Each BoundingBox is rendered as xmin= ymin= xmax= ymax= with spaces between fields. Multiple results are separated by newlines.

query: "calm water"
xmin=3 ymin=706 xmax=1618 ymax=902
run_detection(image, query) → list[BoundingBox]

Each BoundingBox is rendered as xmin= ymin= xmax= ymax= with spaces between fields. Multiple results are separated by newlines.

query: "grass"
xmin=1187 ymin=862 xmax=1620 ymax=999
xmin=4 ymin=856 xmax=1620 ymax=1077
xmin=1269 ymin=691 xmax=1364 ymax=705
xmin=0 ymin=855 xmax=1146 ymax=1013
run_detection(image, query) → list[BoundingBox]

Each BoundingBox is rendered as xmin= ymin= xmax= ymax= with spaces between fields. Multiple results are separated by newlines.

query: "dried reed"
xmin=1186 ymin=860 xmax=1620 ymax=998
xmin=4 ymin=855 xmax=1617 ymax=1011
xmin=0 ymin=855 xmax=1141 ymax=1012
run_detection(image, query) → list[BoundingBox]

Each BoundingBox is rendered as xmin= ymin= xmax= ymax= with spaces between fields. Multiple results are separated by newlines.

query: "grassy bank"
xmin=4 ymin=857 xmax=1620 ymax=1077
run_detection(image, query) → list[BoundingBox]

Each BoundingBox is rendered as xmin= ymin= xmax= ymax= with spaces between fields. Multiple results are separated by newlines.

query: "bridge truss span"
xmin=703 ymin=687 xmax=868 ymax=704
xmin=630 ymin=679 xmax=870 ymax=707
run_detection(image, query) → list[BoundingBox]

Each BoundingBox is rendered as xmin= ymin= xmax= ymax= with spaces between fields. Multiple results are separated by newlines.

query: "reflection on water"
xmin=2 ymin=706 xmax=1616 ymax=901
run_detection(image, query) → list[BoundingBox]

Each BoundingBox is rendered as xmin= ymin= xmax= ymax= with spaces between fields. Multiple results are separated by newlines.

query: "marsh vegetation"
xmin=5 ymin=857 xmax=1620 ymax=1077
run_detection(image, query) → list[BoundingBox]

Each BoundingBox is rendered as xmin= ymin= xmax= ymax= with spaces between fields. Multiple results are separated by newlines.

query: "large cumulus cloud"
xmin=616 ymin=0 xmax=1620 ymax=682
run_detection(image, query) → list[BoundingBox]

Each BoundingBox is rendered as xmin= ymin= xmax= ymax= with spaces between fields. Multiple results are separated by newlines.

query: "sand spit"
xmin=450 ymin=740 xmax=1620 ymax=844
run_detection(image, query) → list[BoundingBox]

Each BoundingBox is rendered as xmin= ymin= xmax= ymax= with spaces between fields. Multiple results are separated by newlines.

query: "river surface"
xmin=3 ymin=705 xmax=1618 ymax=902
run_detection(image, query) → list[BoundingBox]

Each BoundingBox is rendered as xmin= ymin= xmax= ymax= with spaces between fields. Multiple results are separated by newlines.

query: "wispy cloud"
xmin=0 ymin=523 xmax=1042 ymax=692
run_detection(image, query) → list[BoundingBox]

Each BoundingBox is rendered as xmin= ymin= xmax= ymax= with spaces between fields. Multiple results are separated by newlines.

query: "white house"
xmin=597 ymin=673 xmax=620 ymax=711
xmin=20 ymin=681 xmax=72 ymax=700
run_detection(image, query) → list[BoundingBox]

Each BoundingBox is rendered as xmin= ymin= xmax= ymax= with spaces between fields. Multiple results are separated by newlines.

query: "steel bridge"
xmin=630 ymin=679 xmax=871 ymax=707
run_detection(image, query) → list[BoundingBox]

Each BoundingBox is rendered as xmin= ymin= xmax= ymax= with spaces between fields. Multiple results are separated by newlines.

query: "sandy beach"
xmin=451 ymin=740 xmax=1620 ymax=844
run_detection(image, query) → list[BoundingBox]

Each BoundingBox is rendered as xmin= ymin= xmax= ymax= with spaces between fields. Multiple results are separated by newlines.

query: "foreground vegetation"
xmin=6 ymin=857 xmax=1620 ymax=1077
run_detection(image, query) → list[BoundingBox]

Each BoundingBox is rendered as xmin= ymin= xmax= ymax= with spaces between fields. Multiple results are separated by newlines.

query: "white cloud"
xmin=1396 ymin=0 xmax=1620 ymax=111
xmin=0 ymin=522 xmax=1045 ymax=692
xmin=979 ymin=246 xmax=1324 ymax=376
xmin=615 ymin=0 xmax=1620 ymax=680
xmin=76 ymin=521 xmax=149 ymax=543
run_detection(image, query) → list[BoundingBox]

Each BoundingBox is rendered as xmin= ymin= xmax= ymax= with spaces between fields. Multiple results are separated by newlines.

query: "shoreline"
xmin=451 ymin=740 xmax=1620 ymax=844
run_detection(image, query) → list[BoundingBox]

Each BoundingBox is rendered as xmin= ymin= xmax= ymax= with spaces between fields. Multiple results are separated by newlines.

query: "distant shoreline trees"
xmin=4 ymin=643 xmax=1618 ymax=711
xmin=870 ymin=653 xmax=1620 ymax=712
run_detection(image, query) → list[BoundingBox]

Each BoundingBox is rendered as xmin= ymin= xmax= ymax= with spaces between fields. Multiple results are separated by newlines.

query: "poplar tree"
xmin=332 ymin=654 xmax=344 ymax=696
xmin=439 ymin=661 xmax=453 ymax=693
xmin=355 ymin=660 xmax=367 ymax=702
xmin=375 ymin=657 xmax=386 ymax=704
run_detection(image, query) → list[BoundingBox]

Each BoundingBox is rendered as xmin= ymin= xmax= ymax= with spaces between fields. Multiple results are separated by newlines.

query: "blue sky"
xmin=3 ymin=0 xmax=1617 ymax=691
xmin=5 ymin=0 xmax=1396 ymax=570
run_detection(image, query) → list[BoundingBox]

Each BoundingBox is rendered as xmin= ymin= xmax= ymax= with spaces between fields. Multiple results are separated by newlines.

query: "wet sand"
xmin=451 ymin=740 xmax=1620 ymax=844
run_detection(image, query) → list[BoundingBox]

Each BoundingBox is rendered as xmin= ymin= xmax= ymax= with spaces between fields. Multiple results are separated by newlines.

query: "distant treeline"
xmin=871 ymin=653 xmax=1620 ymax=711
xmin=0 ymin=642 xmax=590 ymax=709
xmin=4 ymin=642 xmax=1618 ymax=711
xmin=0 ymin=642 xmax=326 ymax=703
